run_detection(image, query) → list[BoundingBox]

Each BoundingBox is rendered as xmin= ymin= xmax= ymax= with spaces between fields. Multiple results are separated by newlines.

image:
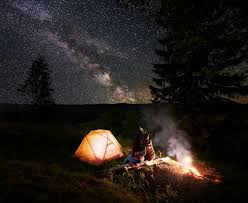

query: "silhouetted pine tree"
xmin=18 ymin=57 xmax=54 ymax=106
xmin=117 ymin=0 xmax=248 ymax=106
xmin=150 ymin=0 xmax=248 ymax=106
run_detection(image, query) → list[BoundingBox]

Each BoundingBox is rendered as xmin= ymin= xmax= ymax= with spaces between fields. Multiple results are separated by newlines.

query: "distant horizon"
xmin=1 ymin=96 xmax=248 ymax=106
xmin=0 ymin=102 xmax=154 ymax=106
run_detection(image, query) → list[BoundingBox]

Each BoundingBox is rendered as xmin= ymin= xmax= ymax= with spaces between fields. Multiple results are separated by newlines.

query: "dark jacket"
xmin=131 ymin=131 xmax=156 ymax=161
xmin=131 ymin=143 xmax=146 ymax=161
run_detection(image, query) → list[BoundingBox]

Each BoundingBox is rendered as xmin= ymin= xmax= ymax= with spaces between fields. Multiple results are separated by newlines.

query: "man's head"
xmin=139 ymin=126 xmax=151 ymax=145
xmin=139 ymin=126 xmax=145 ymax=133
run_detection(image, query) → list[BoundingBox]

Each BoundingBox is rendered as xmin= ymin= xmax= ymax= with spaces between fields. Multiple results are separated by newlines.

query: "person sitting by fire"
xmin=123 ymin=126 xmax=156 ymax=164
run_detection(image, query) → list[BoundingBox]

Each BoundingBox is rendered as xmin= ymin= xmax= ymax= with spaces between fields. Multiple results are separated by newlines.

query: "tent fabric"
xmin=74 ymin=129 xmax=124 ymax=166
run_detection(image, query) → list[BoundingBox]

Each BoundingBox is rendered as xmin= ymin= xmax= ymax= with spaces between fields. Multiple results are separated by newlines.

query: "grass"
xmin=1 ymin=103 xmax=248 ymax=202
xmin=0 ymin=160 xmax=142 ymax=203
xmin=113 ymin=168 xmax=180 ymax=202
xmin=0 ymin=119 xmax=143 ymax=202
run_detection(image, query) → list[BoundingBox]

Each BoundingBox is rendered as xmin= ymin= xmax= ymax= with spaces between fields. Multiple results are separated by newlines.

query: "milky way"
xmin=0 ymin=0 xmax=163 ymax=104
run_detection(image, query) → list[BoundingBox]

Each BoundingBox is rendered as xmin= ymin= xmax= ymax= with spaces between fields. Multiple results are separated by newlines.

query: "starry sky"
xmin=0 ymin=0 xmax=163 ymax=104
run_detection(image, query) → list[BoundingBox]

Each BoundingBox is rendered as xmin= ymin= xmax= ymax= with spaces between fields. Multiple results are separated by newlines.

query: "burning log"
xmin=98 ymin=157 xmax=222 ymax=184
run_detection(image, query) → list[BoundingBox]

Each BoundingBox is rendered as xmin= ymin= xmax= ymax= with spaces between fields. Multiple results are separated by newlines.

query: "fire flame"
xmin=160 ymin=156 xmax=203 ymax=178
xmin=180 ymin=156 xmax=202 ymax=177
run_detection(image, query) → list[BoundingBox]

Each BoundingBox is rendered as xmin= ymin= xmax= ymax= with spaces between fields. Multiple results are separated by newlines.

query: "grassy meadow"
xmin=1 ymin=103 xmax=248 ymax=202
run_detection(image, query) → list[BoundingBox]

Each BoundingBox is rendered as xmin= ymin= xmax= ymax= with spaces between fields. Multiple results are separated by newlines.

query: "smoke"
xmin=167 ymin=130 xmax=192 ymax=165
xmin=142 ymin=107 xmax=192 ymax=163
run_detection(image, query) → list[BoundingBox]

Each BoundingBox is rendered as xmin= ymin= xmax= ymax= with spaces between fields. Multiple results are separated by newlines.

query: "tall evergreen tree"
xmin=150 ymin=0 xmax=248 ymax=106
xmin=118 ymin=0 xmax=248 ymax=106
xmin=18 ymin=57 xmax=54 ymax=105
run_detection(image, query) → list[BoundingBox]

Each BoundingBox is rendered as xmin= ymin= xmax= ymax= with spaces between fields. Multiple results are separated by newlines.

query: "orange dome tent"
xmin=74 ymin=129 xmax=124 ymax=166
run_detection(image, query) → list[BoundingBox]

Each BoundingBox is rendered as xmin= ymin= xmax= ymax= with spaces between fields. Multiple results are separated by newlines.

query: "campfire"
xmin=99 ymin=156 xmax=222 ymax=184
xmin=157 ymin=156 xmax=202 ymax=178
xmin=142 ymin=156 xmax=221 ymax=183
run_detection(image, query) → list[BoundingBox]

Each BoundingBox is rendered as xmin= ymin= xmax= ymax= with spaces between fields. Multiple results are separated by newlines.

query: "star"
xmin=0 ymin=0 xmax=162 ymax=104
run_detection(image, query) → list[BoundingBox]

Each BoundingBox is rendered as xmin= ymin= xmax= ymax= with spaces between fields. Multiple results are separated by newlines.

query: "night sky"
xmin=0 ymin=0 xmax=163 ymax=104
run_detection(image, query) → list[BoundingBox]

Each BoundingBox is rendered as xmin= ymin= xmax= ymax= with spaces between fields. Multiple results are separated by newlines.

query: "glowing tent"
xmin=74 ymin=129 xmax=124 ymax=166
